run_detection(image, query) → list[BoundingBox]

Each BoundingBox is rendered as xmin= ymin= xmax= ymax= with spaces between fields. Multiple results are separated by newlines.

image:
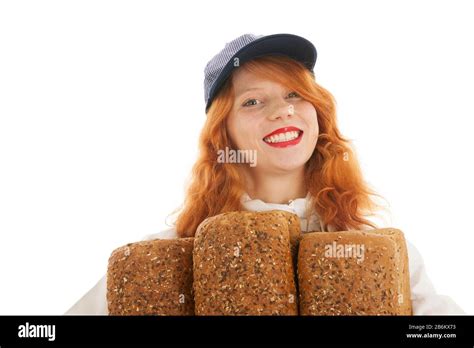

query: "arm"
xmin=64 ymin=227 xmax=178 ymax=315
xmin=64 ymin=274 xmax=108 ymax=315
xmin=406 ymin=239 xmax=465 ymax=314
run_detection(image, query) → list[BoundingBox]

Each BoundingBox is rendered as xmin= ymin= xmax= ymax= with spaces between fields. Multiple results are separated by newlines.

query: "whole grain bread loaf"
xmin=106 ymin=212 xmax=412 ymax=316
xmin=107 ymin=238 xmax=195 ymax=315
xmin=297 ymin=228 xmax=412 ymax=315
xmin=193 ymin=210 xmax=300 ymax=315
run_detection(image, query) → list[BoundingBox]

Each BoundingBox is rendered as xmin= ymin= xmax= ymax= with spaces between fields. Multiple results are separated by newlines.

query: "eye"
xmin=242 ymin=98 xmax=260 ymax=107
xmin=287 ymin=91 xmax=300 ymax=98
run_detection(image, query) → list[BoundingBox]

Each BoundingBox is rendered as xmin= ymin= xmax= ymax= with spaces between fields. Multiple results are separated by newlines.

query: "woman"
xmin=65 ymin=33 xmax=465 ymax=315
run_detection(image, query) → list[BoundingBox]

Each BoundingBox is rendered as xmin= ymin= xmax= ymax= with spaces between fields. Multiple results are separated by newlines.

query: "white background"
xmin=0 ymin=0 xmax=473 ymax=315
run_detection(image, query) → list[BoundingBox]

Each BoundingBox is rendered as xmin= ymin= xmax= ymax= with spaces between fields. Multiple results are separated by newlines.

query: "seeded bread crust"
xmin=368 ymin=228 xmax=412 ymax=315
xmin=193 ymin=210 xmax=300 ymax=315
xmin=107 ymin=238 xmax=195 ymax=315
xmin=106 ymin=214 xmax=412 ymax=316
xmin=297 ymin=228 xmax=412 ymax=315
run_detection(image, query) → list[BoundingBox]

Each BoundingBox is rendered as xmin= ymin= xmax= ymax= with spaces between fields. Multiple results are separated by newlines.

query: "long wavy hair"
xmin=171 ymin=55 xmax=388 ymax=237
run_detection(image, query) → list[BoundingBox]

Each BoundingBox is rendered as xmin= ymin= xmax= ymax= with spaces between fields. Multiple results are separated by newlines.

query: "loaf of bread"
xmin=297 ymin=228 xmax=412 ymax=315
xmin=193 ymin=210 xmax=300 ymax=315
xmin=258 ymin=210 xmax=302 ymax=298
xmin=251 ymin=210 xmax=302 ymax=266
xmin=107 ymin=238 xmax=195 ymax=315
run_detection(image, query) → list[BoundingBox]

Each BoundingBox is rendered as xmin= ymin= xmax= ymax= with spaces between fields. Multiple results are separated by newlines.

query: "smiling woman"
xmin=65 ymin=33 xmax=465 ymax=316
xmin=174 ymin=53 xmax=384 ymax=238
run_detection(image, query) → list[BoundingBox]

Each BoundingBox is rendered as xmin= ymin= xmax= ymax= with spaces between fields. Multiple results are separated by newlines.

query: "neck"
xmin=243 ymin=166 xmax=307 ymax=204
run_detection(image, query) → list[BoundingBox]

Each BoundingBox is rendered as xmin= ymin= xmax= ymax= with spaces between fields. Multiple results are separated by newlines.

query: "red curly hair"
xmin=171 ymin=55 xmax=387 ymax=237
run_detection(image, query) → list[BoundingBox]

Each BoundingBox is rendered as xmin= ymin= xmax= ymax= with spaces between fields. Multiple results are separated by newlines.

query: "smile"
xmin=262 ymin=126 xmax=304 ymax=148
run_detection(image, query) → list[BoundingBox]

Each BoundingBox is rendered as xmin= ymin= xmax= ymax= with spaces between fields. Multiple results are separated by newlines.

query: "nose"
xmin=266 ymin=99 xmax=295 ymax=121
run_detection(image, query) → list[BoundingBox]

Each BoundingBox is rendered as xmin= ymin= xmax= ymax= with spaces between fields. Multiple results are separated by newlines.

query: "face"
xmin=226 ymin=66 xmax=319 ymax=175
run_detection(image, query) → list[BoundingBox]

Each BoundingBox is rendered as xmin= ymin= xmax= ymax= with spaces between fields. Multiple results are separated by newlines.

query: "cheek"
xmin=226 ymin=117 xmax=239 ymax=148
xmin=227 ymin=116 xmax=256 ymax=149
xmin=300 ymin=103 xmax=319 ymax=134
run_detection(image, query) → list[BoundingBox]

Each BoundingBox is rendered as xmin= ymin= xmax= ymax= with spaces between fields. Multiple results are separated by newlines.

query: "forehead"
xmin=231 ymin=66 xmax=285 ymax=95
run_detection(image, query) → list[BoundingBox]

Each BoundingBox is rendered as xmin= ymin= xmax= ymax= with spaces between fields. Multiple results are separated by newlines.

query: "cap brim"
xmin=206 ymin=33 xmax=317 ymax=112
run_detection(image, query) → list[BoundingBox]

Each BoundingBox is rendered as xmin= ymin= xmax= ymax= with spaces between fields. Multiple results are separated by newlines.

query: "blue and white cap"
xmin=203 ymin=33 xmax=317 ymax=113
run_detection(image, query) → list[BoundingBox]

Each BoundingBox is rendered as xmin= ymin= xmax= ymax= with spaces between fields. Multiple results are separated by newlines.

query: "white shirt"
xmin=65 ymin=193 xmax=465 ymax=315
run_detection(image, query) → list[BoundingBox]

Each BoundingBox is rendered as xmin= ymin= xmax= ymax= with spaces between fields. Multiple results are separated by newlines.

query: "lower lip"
xmin=263 ymin=131 xmax=304 ymax=148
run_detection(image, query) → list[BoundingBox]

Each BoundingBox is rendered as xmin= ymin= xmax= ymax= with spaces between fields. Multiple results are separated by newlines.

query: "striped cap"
xmin=203 ymin=33 xmax=317 ymax=113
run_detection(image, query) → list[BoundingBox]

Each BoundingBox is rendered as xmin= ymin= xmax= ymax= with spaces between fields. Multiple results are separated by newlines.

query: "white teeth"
xmin=264 ymin=131 xmax=301 ymax=144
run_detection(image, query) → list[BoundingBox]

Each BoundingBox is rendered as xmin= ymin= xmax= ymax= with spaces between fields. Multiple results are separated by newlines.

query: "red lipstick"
xmin=262 ymin=126 xmax=304 ymax=148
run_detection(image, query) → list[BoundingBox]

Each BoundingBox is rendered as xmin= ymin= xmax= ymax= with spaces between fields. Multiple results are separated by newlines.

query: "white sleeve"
xmin=64 ymin=274 xmax=108 ymax=315
xmin=407 ymin=239 xmax=465 ymax=315
xmin=64 ymin=227 xmax=178 ymax=315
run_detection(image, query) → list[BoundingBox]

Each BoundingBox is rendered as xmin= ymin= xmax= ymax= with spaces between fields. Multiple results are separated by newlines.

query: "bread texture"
xmin=193 ymin=210 xmax=300 ymax=315
xmin=106 ymin=212 xmax=412 ymax=316
xmin=297 ymin=228 xmax=412 ymax=315
xmin=107 ymin=238 xmax=195 ymax=315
